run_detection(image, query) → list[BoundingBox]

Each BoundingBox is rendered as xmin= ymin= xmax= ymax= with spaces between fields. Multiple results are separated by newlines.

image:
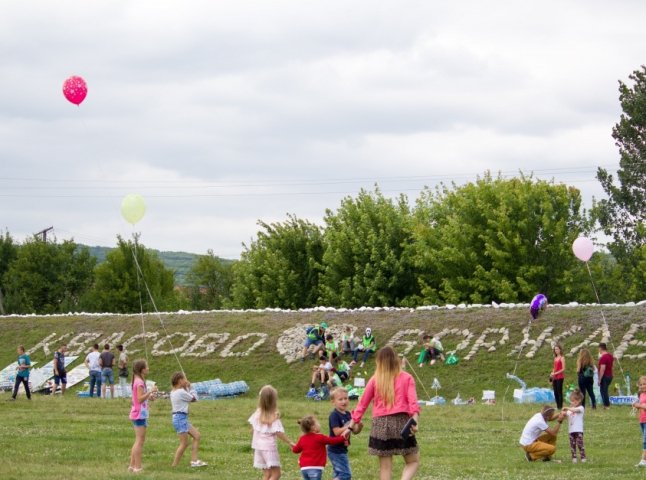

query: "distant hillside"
xmin=81 ymin=245 xmax=234 ymax=286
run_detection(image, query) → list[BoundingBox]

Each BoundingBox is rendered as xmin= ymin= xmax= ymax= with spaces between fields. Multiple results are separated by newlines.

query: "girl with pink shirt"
xmin=128 ymin=360 xmax=158 ymax=474
xmin=248 ymin=385 xmax=295 ymax=480
xmin=632 ymin=376 xmax=646 ymax=467
xmin=348 ymin=346 xmax=420 ymax=480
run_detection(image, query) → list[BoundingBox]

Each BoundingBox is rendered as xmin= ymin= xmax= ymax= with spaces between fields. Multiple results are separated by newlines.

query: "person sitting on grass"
xmin=417 ymin=334 xmax=432 ymax=367
xmin=327 ymin=352 xmax=351 ymax=388
xmin=301 ymin=323 xmax=328 ymax=361
xmin=519 ymin=405 xmax=566 ymax=462
xmin=325 ymin=334 xmax=340 ymax=358
xmin=308 ymin=355 xmax=333 ymax=397
xmin=341 ymin=326 xmax=356 ymax=356
xmin=352 ymin=328 xmax=377 ymax=368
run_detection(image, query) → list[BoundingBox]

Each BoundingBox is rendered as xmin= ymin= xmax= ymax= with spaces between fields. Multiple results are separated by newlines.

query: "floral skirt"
xmin=368 ymin=413 xmax=418 ymax=456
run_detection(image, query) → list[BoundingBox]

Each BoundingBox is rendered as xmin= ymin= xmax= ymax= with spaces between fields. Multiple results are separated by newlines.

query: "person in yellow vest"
xmin=352 ymin=328 xmax=377 ymax=368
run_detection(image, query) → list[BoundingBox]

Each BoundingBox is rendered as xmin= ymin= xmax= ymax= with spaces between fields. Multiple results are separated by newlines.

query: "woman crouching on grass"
xmin=348 ymin=346 xmax=420 ymax=480
xmin=129 ymin=360 xmax=157 ymax=473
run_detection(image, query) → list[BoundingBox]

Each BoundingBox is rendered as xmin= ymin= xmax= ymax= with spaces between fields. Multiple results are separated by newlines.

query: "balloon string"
xmin=130 ymin=243 xmax=185 ymax=376
xmin=133 ymin=238 xmax=148 ymax=365
xmin=402 ymin=356 xmax=434 ymax=401
xmin=502 ymin=316 xmax=533 ymax=421
xmin=584 ymin=261 xmax=626 ymax=381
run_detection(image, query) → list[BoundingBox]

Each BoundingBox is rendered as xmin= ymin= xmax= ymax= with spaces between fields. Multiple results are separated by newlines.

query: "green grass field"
xmin=1 ymin=306 xmax=645 ymax=479
xmin=0 ymin=395 xmax=644 ymax=480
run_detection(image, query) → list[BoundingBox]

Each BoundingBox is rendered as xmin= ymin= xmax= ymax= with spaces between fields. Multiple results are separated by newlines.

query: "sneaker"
xmin=572 ymin=458 xmax=577 ymax=464
xmin=360 ymin=362 xmax=365 ymax=368
xmin=581 ymin=459 xmax=587 ymax=463
xmin=191 ymin=460 xmax=208 ymax=468
xmin=525 ymin=452 xmax=532 ymax=462
xmin=635 ymin=460 xmax=646 ymax=467
xmin=306 ymin=388 xmax=318 ymax=399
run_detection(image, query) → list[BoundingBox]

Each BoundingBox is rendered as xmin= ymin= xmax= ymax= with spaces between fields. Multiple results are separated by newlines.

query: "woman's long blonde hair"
xmin=374 ymin=346 xmax=401 ymax=408
xmin=257 ymin=385 xmax=279 ymax=425
xmin=576 ymin=348 xmax=594 ymax=372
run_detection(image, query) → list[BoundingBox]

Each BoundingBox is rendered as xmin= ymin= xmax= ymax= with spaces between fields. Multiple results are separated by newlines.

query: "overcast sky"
xmin=1 ymin=1 xmax=644 ymax=258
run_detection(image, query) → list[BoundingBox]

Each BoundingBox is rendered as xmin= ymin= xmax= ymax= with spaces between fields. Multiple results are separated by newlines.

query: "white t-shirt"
xmin=519 ymin=413 xmax=549 ymax=446
xmin=85 ymin=351 xmax=101 ymax=372
xmin=170 ymin=389 xmax=196 ymax=413
xmin=566 ymin=406 xmax=584 ymax=433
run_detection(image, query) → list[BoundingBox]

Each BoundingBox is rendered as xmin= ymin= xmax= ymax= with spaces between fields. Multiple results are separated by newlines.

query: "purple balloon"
xmin=530 ymin=294 xmax=548 ymax=320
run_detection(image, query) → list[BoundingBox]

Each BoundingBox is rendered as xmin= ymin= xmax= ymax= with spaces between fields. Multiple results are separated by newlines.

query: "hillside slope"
xmin=1 ymin=305 xmax=644 ymax=400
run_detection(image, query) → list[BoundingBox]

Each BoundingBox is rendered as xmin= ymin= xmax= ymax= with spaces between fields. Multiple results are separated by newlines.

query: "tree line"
xmin=1 ymin=65 xmax=644 ymax=314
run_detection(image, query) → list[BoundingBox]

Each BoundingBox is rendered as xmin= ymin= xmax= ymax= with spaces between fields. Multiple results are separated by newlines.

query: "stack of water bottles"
xmin=191 ymin=378 xmax=249 ymax=400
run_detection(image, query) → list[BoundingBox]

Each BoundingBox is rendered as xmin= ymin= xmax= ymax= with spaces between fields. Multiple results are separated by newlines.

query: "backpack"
xmin=583 ymin=365 xmax=594 ymax=378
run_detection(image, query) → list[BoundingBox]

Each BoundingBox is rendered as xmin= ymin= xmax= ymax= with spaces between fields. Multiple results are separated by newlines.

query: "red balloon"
xmin=62 ymin=75 xmax=88 ymax=105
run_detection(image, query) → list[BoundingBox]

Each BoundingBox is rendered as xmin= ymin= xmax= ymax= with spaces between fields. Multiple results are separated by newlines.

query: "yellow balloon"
xmin=121 ymin=194 xmax=146 ymax=225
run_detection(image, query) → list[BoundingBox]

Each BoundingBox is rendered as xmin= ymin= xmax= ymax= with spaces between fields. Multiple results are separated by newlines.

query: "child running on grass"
xmin=249 ymin=385 xmax=295 ymax=480
xmin=170 ymin=372 xmax=207 ymax=468
xmin=128 ymin=360 xmax=157 ymax=474
xmin=632 ymin=376 xmax=646 ymax=467
xmin=562 ymin=388 xmax=586 ymax=463
xmin=328 ymin=387 xmax=362 ymax=480
xmin=292 ymin=415 xmax=349 ymax=480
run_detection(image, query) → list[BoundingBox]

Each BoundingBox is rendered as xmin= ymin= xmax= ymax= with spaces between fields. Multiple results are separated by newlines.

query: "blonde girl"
xmin=576 ymin=348 xmax=597 ymax=409
xmin=550 ymin=344 xmax=566 ymax=409
xmin=632 ymin=376 xmax=646 ymax=467
xmin=128 ymin=360 xmax=157 ymax=473
xmin=348 ymin=346 xmax=420 ymax=480
xmin=248 ymin=385 xmax=295 ymax=480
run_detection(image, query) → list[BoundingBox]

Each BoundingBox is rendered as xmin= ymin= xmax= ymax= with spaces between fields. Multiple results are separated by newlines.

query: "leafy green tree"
xmin=319 ymin=187 xmax=417 ymax=307
xmin=3 ymin=237 xmax=95 ymax=314
xmin=186 ymin=250 xmax=233 ymax=309
xmin=86 ymin=235 xmax=177 ymax=313
xmin=596 ymin=65 xmax=646 ymax=260
xmin=411 ymin=173 xmax=587 ymax=304
xmin=231 ymin=215 xmax=324 ymax=309
xmin=0 ymin=231 xmax=19 ymax=314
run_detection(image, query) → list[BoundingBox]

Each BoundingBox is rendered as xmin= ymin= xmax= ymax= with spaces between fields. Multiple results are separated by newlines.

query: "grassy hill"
xmin=1 ymin=305 xmax=644 ymax=399
xmin=2 ymin=306 xmax=646 ymax=479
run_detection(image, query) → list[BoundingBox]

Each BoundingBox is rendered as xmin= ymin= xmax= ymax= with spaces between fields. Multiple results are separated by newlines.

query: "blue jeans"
xmin=352 ymin=348 xmax=374 ymax=363
xmin=301 ymin=469 xmax=323 ymax=480
xmin=89 ymin=370 xmax=102 ymax=397
xmin=600 ymin=375 xmax=613 ymax=407
xmin=328 ymin=451 xmax=352 ymax=480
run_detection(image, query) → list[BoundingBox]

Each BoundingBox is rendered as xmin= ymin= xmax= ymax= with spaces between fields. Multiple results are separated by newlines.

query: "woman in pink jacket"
xmin=348 ymin=346 xmax=420 ymax=480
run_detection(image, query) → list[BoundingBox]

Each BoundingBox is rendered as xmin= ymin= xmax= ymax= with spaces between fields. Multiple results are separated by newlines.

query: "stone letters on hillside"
xmin=26 ymin=323 xmax=646 ymax=363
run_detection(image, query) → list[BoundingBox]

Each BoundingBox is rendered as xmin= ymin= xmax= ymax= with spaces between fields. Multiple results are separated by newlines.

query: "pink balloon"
xmin=572 ymin=236 xmax=594 ymax=262
xmin=62 ymin=75 xmax=88 ymax=105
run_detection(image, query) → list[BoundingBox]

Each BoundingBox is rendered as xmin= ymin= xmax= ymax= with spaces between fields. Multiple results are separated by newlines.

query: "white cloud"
xmin=0 ymin=0 xmax=643 ymax=257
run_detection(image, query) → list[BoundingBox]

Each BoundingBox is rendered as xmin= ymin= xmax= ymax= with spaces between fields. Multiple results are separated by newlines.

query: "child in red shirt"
xmin=292 ymin=415 xmax=348 ymax=479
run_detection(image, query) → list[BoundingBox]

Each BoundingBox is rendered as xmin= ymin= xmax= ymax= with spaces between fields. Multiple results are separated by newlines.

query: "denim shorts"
xmin=304 ymin=338 xmax=324 ymax=348
xmin=172 ymin=413 xmax=191 ymax=433
xmin=54 ymin=374 xmax=67 ymax=385
xmin=301 ymin=468 xmax=323 ymax=480
xmin=101 ymin=368 xmax=115 ymax=385
xmin=132 ymin=419 xmax=148 ymax=427
xmin=328 ymin=451 xmax=352 ymax=480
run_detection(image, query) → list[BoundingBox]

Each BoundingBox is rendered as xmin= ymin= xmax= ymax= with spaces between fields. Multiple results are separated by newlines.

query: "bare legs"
xmin=378 ymin=453 xmax=419 ymax=480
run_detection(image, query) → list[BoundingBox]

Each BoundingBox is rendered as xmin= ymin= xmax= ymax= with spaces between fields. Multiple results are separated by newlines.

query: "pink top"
xmin=129 ymin=377 xmax=149 ymax=420
xmin=640 ymin=393 xmax=646 ymax=424
xmin=351 ymin=371 xmax=420 ymax=423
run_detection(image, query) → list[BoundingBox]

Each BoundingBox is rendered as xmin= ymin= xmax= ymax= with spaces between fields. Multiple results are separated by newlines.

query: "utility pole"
xmin=34 ymin=226 xmax=54 ymax=242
